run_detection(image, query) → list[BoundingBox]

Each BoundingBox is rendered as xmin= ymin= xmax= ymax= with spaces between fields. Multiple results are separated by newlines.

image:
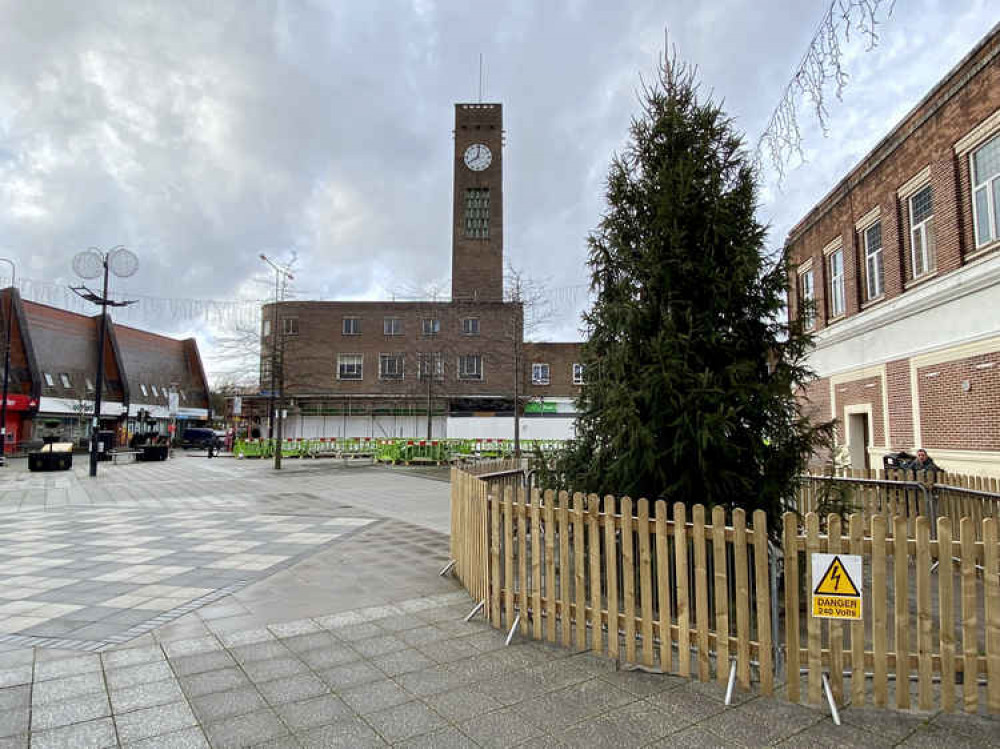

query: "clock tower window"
xmin=464 ymin=188 xmax=490 ymax=239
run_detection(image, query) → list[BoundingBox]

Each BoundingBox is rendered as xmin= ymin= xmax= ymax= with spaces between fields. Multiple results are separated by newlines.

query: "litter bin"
xmin=96 ymin=430 xmax=116 ymax=462
xmin=883 ymin=451 xmax=915 ymax=472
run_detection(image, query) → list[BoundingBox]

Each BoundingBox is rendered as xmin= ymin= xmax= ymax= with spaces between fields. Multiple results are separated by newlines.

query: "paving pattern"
xmin=0 ymin=505 xmax=375 ymax=651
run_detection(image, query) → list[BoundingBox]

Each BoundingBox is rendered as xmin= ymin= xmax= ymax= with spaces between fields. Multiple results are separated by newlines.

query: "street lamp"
xmin=259 ymin=254 xmax=293 ymax=470
xmin=0 ymin=258 xmax=15 ymax=465
xmin=71 ymin=246 xmax=139 ymax=477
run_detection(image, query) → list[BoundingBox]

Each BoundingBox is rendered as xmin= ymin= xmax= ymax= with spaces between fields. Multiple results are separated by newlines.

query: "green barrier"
xmin=233 ymin=436 xmax=570 ymax=462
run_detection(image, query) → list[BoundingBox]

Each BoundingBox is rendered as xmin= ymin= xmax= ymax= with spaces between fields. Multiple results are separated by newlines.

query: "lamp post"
xmin=0 ymin=258 xmax=15 ymax=465
xmin=71 ymin=247 xmax=139 ymax=477
xmin=259 ymin=254 xmax=293 ymax=470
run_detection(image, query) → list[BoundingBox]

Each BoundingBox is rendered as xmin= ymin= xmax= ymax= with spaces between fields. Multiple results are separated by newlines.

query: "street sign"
xmin=811 ymin=553 xmax=862 ymax=620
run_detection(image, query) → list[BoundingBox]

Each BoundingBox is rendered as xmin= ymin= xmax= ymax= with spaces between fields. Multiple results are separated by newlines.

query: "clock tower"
xmin=451 ymin=103 xmax=503 ymax=301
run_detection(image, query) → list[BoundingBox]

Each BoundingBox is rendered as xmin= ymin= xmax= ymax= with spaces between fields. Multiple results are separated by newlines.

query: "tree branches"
xmin=755 ymin=0 xmax=896 ymax=181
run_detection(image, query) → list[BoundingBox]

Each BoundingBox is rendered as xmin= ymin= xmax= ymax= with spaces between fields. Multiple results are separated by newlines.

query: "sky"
xmin=0 ymin=0 xmax=992 ymax=382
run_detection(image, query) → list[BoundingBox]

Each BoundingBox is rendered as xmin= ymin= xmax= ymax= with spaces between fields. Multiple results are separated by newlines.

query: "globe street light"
xmin=71 ymin=246 xmax=139 ymax=477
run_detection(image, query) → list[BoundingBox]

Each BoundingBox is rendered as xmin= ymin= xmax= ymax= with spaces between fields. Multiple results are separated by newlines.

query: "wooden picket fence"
xmin=451 ymin=468 xmax=774 ymax=694
xmin=784 ymin=511 xmax=1000 ymax=714
xmin=795 ymin=470 xmax=1000 ymax=539
xmin=450 ymin=465 xmax=1000 ymax=717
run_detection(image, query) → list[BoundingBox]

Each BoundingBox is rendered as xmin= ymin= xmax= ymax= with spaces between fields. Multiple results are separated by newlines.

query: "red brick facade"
xmin=787 ymin=27 xmax=1000 ymax=475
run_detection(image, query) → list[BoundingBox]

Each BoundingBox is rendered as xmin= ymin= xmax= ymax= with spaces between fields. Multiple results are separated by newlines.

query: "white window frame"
xmin=337 ymin=354 xmax=364 ymax=381
xmin=262 ymin=319 xmax=271 ymax=337
xmin=862 ymin=220 xmax=884 ymax=300
xmin=908 ymin=184 xmax=936 ymax=279
xmin=378 ymin=352 xmax=405 ymax=380
xmin=458 ymin=354 xmax=483 ymax=381
xmin=827 ymin=247 xmax=845 ymax=319
xmin=418 ymin=352 xmax=444 ymax=380
xmin=140 ymin=384 xmax=148 ymax=396
xmin=342 ymin=317 xmax=360 ymax=336
xmin=43 ymin=372 xmax=54 ymax=387
xmin=531 ymin=363 xmax=550 ymax=386
xmin=971 ymin=133 xmax=1000 ymax=249
xmin=383 ymin=317 xmax=402 ymax=336
xmin=421 ymin=318 xmax=440 ymax=337
xmin=797 ymin=265 xmax=815 ymax=330
xmin=462 ymin=317 xmax=480 ymax=336
xmin=282 ymin=317 xmax=298 ymax=336
xmin=261 ymin=358 xmax=272 ymax=384
xmin=151 ymin=385 xmax=159 ymax=397
xmin=59 ymin=373 xmax=72 ymax=388
xmin=572 ymin=363 xmax=585 ymax=385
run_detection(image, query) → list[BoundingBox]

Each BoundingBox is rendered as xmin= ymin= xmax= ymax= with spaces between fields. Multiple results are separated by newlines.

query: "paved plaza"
xmin=0 ymin=456 xmax=995 ymax=747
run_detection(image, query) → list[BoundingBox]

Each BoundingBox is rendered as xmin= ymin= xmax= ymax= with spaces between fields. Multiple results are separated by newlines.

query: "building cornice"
xmin=812 ymin=253 xmax=1000 ymax=355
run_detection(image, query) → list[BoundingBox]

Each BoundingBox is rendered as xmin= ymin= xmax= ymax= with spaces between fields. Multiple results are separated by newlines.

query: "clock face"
xmin=463 ymin=143 xmax=492 ymax=171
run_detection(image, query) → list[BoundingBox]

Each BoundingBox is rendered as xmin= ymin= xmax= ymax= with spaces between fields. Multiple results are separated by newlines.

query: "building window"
xmin=379 ymin=353 xmax=404 ymax=380
xmin=798 ymin=267 xmax=815 ymax=330
xmin=464 ymin=188 xmax=490 ymax=239
xmin=43 ymin=372 xmax=54 ymax=387
xmin=418 ymin=352 xmax=444 ymax=380
xmin=972 ymin=133 xmax=1000 ymax=248
xmin=532 ymin=363 xmax=550 ymax=385
xmin=458 ymin=354 xmax=483 ymax=380
xmin=462 ymin=317 xmax=480 ymax=336
xmin=86 ymin=377 xmax=94 ymax=391
xmin=421 ymin=318 xmax=440 ymax=337
xmin=58 ymin=373 xmax=71 ymax=388
xmin=282 ymin=317 xmax=299 ymax=336
xmin=337 ymin=354 xmax=363 ymax=380
xmin=262 ymin=319 xmax=271 ymax=337
xmin=908 ymin=184 xmax=935 ymax=278
xmin=828 ymin=248 xmax=845 ymax=318
xmin=572 ymin=363 xmax=585 ymax=385
xmin=151 ymin=385 xmax=159 ymax=397
xmin=863 ymin=220 xmax=884 ymax=300
xmin=140 ymin=384 xmax=148 ymax=397
xmin=342 ymin=317 xmax=360 ymax=335
xmin=383 ymin=317 xmax=402 ymax=336
xmin=261 ymin=358 xmax=272 ymax=384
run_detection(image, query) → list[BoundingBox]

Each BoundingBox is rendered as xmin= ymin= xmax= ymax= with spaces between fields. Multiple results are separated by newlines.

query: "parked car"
xmin=181 ymin=428 xmax=222 ymax=449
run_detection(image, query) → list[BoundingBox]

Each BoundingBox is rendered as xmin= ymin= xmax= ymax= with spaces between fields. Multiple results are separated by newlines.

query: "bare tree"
xmin=504 ymin=264 xmax=554 ymax=457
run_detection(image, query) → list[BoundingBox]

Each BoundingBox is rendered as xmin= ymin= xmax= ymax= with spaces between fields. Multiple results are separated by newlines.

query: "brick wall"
xmin=522 ymin=342 xmax=583 ymax=398
xmin=269 ymin=300 xmax=526 ymax=399
xmin=885 ymin=358 xmax=914 ymax=450
xmin=786 ymin=29 xmax=1000 ymax=329
xmin=832 ymin=374 xmax=885 ymax=445
xmin=916 ymin=350 xmax=1000 ymax=451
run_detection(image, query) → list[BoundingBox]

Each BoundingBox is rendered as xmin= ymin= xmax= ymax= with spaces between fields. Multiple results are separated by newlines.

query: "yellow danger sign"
xmin=810 ymin=553 xmax=863 ymax=620
xmin=814 ymin=556 xmax=860 ymax=597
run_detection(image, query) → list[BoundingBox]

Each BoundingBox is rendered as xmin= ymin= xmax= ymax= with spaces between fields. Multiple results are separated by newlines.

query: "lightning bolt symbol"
xmin=831 ymin=566 xmax=842 ymax=591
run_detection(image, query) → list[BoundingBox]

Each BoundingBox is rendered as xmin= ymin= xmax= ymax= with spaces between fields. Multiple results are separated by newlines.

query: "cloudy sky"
xmin=0 ymin=0 xmax=991 ymax=380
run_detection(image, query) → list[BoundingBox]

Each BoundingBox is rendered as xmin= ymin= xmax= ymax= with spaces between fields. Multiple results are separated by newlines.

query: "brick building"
xmin=243 ymin=103 xmax=583 ymax=440
xmin=787 ymin=25 xmax=1000 ymax=476
xmin=0 ymin=288 xmax=211 ymax=451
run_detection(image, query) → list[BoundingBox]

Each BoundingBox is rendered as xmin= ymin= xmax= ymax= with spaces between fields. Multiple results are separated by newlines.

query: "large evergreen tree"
xmin=559 ymin=54 xmax=829 ymax=527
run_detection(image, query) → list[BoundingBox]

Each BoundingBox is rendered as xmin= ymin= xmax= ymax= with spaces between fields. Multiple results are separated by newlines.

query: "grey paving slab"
xmin=339 ymin=679 xmax=412 ymax=714
xmin=458 ymin=705 xmax=548 ymax=748
xmin=31 ymin=672 xmax=106 ymax=705
xmin=110 ymin=678 xmax=186 ymax=714
xmin=189 ymin=686 xmax=267 ymax=724
xmin=122 ymin=726 xmax=209 ymax=749
xmin=30 ymin=692 xmax=110 ymax=732
xmin=274 ymin=694 xmax=352 ymax=732
xmin=0 ymin=688 xmax=29 ymax=713
xmin=316 ymin=661 xmax=385 ymax=691
xmin=365 ymin=699 xmax=447 ymax=743
xmin=298 ymin=715 xmax=387 ymax=748
xmin=30 ymin=717 xmax=116 ymax=749
xmin=203 ymin=708 xmax=289 ymax=749
xmin=0 ymin=708 xmax=28 ymax=740
xmin=242 ymin=656 xmax=309 ymax=683
xmin=114 ymin=701 xmax=197 ymax=744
